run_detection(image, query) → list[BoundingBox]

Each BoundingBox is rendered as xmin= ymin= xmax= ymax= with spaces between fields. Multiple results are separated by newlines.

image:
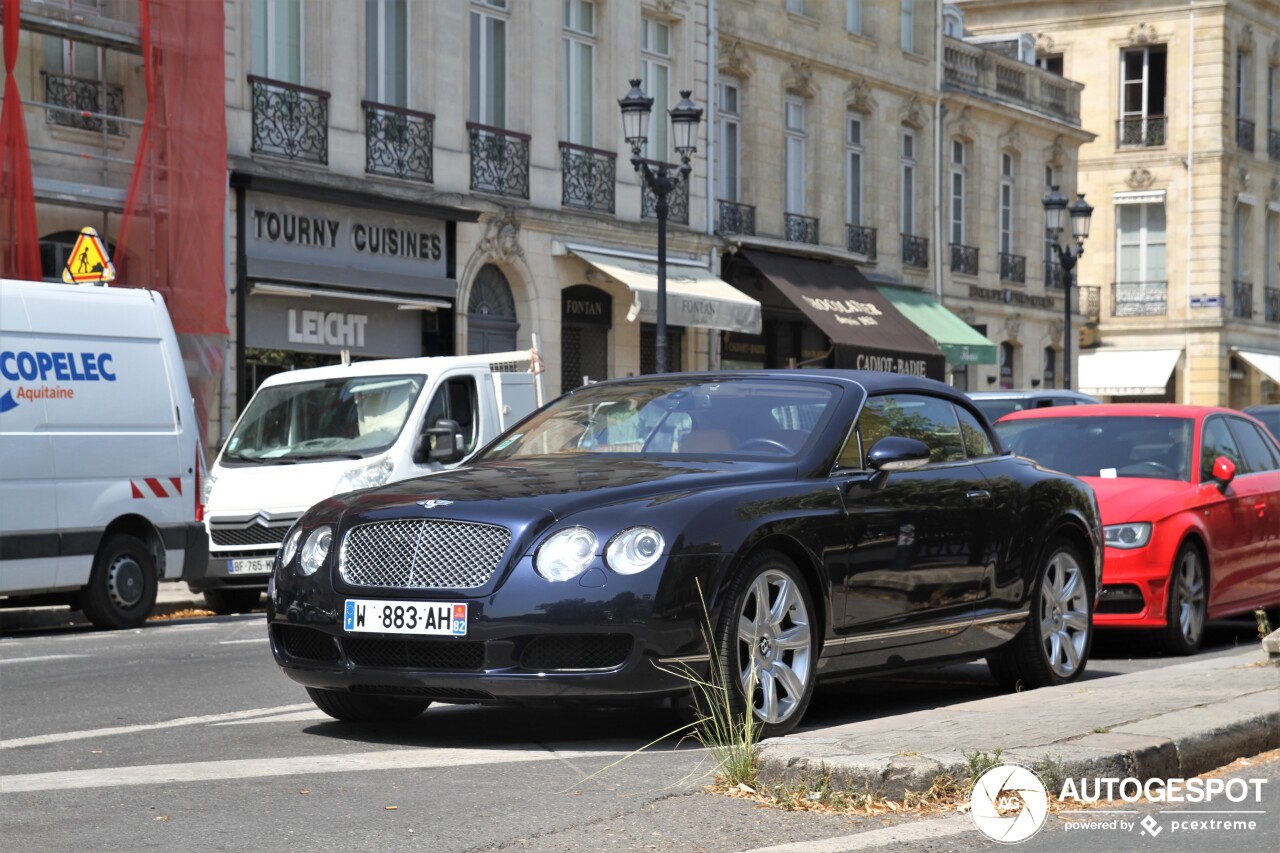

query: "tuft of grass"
xmin=963 ymin=748 xmax=1004 ymax=782
xmin=1256 ymin=609 xmax=1273 ymax=639
xmin=1033 ymin=752 xmax=1066 ymax=794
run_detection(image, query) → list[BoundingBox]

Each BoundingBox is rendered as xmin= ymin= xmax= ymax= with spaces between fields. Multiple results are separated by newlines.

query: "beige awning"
xmin=1234 ymin=349 xmax=1280 ymax=385
xmin=1078 ymin=349 xmax=1182 ymax=396
xmin=572 ymin=250 xmax=762 ymax=334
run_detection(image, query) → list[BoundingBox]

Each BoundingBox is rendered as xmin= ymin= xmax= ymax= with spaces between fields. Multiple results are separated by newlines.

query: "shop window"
xmin=561 ymin=284 xmax=611 ymax=390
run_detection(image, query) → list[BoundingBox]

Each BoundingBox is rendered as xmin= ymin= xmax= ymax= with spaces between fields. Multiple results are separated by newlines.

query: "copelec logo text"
xmin=0 ymin=350 xmax=116 ymax=412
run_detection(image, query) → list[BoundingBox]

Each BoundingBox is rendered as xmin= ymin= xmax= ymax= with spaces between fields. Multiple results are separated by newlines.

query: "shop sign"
xmin=562 ymin=285 xmax=612 ymax=326
xmin=247 ymin=292 xmax=423 ymax=358
xmin=969 ymin=285 xmax=1055 ymax=310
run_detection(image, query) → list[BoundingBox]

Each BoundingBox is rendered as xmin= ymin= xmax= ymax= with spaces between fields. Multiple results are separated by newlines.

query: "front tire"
xmin=714 ymin=550 xmax=817 ymax=739
xmin=80 ymin=534 xmax=158 ymax=630
xmin=1159 ymin=543 xmax=1206 ymax=656
xmin=305 ymin=688 xmax=430 ymax=723
xmin=989 ymin=538 xmax=1092 ymax=691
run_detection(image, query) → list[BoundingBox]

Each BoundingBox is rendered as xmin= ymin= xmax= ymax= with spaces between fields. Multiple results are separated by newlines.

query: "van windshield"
xmin=222 ymin=375 xmax=424 ymax=463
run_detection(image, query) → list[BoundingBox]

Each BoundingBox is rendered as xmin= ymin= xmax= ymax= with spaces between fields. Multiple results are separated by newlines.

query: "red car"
xmin=995 ymin=404 xmax=1280 ymax=654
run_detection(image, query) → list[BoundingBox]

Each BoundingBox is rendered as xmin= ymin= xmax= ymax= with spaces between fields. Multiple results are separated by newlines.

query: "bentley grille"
xmin=339 ymin=519 xmax=511 ymax=589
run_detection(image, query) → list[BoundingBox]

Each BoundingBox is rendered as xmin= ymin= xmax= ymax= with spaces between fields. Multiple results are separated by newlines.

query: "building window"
xmin=1120 ymin=44 xmax=1167 ymax=143
xmin=999 ymin=342 xmax=1016 ymax=390
xmin=999 ymin=153 xmax=1015 ymax=255
xmin=1117 ymin=203 xmax=1167 ymax=285
xmin=1233 ymin=202 xmax=1253 ymax=283
xmin=1044 ymin=166 xmax=1058 ymax=285
xmin=846 ymin=0 xmax=862 ymax=35
xmin=901 ymin=126 xmax=916 ymax=235
xmin=785 ymin=97 xmax=806 ymax=214
xmin=252 ymin=0 xmax=302 ymax=82
xmin=950 ymin=139 xmax=966 ymax=245
xmin=786 ymin=0 xmax=804 ymax=15
xmin=1037 ymin=53 xmax=1064 ymax=76
xmin=1042 ymin=346 xmax=1057 ymax=389
xmin=366 ymin=0 xmax=407 ymax=106
xmin=1237 ymin=50 xmax=1253 ymax=120
xmin=1269 ymin=65 xmax=1278 ymax=130
xmin=562 ymin=0 xmax=596 ymax=146
xmin=640 ymin=16 xmax=670 ymax=159
xmin=470 ymin=0 xmax=508 ymax=127
xmin=718 ymin=80 xmax=741 ymax=202
xmin=846 ymin=113 xmax=864 ymax=225
xmin=900 ymin=0 xmax=916 ymax=53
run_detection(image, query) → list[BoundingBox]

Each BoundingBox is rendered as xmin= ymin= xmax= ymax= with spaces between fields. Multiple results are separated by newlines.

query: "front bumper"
xmin=1093 ymin=545 xmax=1171 ymax=628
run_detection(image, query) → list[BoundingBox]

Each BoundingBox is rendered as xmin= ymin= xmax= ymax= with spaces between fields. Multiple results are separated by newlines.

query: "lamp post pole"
xmin=1043 ymin=185 xmax=1094 ymax=391
xmin=619 ymin=81 xmax=702 ymax=374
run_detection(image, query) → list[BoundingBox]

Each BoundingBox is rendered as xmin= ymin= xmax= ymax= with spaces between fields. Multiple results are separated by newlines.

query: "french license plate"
xmin=229 ymin=557 xmax=274 ymax=575
xmin=343 ymin=599 xmax=468 ymax=637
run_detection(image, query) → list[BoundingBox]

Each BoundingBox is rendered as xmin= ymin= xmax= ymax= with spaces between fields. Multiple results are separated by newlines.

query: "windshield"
xmin=996 ymin=415 xmax=1194 ymax=481
xmin=479 ymin=377 xmax=840 ymax=461
xmin=223 ymin=374 xmax=425 ymax=463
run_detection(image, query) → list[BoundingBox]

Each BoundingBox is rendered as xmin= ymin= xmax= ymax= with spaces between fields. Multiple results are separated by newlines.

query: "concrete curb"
xmin=757 ymin=649 xmax=1280 ymax=800
xmin=0 ymin=582 xmax=208 ymax=632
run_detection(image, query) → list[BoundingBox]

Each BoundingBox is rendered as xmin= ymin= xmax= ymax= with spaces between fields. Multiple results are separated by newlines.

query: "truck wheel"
xmin=305 ymin=688 xmax=430 ymax=723
xmin=203 ymin=588 xmax=263 ymax=615
xmin=80 ymin=534 xmax=158 ymax=630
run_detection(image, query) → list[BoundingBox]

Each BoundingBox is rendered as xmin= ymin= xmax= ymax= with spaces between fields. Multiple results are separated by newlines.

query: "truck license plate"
xmin=229 ymin=557 xmax=274 ymax=574
xmin=343 ymin=599 xmax=468 ymax=637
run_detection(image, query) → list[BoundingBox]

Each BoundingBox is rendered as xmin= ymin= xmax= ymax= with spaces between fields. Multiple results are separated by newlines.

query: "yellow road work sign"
xmin=62 ymin=227 xmax=116 ymax=284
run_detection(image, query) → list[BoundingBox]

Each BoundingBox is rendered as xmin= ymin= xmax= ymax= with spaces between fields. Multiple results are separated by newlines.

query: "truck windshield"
xmin=222 ymin=374 xmax=425 ymax=463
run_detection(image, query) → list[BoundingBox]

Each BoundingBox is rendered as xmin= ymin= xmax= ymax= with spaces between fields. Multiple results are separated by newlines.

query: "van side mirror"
xmin=414 ymin=418 xmax=466 ymax=465
xmin=1210 ymin=455 xmax=1236 ymax=488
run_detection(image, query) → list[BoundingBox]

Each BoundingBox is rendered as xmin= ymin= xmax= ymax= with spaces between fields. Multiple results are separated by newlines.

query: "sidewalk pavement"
xmin=0 ymin=580 xmax=214 ymax=632
xmin=757 ymin=644 xmax=1280 ymax=800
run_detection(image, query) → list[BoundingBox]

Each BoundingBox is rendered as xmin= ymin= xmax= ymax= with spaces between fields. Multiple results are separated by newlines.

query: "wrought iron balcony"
xmin=1112 ymin=281 xmax=1168 ymax=316
xmin=784 ymin=212 xmax=819 ymax=245
xmin=363 ymin=101 xmax=433 ymax=182
xmin=1266 ymin=287 xmax=1280 ymax=322
xmin=1237 ymin=118 xmax=1256 ymax=152
xmin=1233 ymin=280 xmax=1254 ymax=319
xmin=640 ymin=160 xmax=689 ymax=225
xmin=1080 ymin=286 xmax=1101 ymax=323
xmin=846 ymin=224 xmax=877 ymax=259
xmin=902 ymin=234 xmax=929 ymax=269
xmin=1000 ymin=252 xmax=1026 ymax=284
xmin=559 ymin=142 xmax=616 ymax=214
xmin=1045 ymin=259 xmax=1064 ymax=290
xmin=1117 ymin=116 xmax=1166 ymax=147
xmin=467 ymin=122 xmax=531 ymax=199
xmin=41 ymin=71 xmax=125 ymax=135
xmin=1270 ymin=129 xmax=1280 ymax=161
xmin=950 ymin=243 xmax=979 ymax=275
xmin=249 ymin=75 xmax=329 ymax=165
xmin=717 ymin=199 xmax=756 ymax=236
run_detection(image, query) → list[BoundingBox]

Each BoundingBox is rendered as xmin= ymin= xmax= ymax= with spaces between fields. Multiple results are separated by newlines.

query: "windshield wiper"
xmin=288 ymin=452 xmax=365 ymax=461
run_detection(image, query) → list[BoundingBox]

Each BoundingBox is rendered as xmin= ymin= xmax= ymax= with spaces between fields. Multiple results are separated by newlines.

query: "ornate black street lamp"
xmin=619 ymin=79 xmax=702 ymax=373
xmin=1043 ymin=185 xmax=1094 ymax=389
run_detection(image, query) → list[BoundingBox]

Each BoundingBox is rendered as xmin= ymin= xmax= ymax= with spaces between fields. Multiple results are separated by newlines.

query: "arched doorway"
xmin=466 ymin=264 xmax=519 ymax=354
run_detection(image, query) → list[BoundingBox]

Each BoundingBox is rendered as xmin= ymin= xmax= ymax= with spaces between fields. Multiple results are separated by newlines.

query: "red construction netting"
xmin=1 ymin=0 xmax=42 ymax=281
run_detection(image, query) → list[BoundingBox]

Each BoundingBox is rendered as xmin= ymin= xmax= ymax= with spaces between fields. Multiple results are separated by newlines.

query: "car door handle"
xmin=966 ymin=490 xmax=991 ymax=502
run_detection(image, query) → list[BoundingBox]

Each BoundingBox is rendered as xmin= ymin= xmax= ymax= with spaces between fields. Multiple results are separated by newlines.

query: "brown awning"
xmin=738 ymin=250 xmax=946 ymax=380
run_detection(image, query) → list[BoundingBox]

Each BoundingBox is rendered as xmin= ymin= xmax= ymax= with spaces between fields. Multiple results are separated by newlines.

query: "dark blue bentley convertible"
xmin=268 ymin=370 xmax=1102 ymax=736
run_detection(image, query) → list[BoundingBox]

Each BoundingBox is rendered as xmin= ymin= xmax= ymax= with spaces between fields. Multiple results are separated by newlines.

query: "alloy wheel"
xmin=1039 ymin=549 xmax=1090 ymax=678
xmin=735 ymin=568 xmax=813 ymax=725
xmin=1173 ymin=549 xmax=1206 ymax=646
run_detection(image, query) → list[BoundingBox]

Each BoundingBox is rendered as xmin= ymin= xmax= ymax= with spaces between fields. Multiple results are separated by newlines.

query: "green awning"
xmin=876 ymin=285 xmax=996 ymax=365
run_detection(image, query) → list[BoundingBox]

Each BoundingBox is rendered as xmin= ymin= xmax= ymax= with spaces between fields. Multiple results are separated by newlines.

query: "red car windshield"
xmin=996 ymin=416 xmax=1195 ymax=481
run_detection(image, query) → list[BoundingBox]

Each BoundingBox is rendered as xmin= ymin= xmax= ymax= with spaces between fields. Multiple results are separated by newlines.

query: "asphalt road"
xmin=0 ymin=615 xmax=1272 ymax=852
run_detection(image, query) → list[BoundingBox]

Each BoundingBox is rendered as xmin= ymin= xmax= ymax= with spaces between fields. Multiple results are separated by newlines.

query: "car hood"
xmin=1079 ymin=476 xmax=1196 ymax=524
xmin=330 ymin=455 xmax=796 ymax=525
xmin=208 ymin=457 xmax=361 ymax=515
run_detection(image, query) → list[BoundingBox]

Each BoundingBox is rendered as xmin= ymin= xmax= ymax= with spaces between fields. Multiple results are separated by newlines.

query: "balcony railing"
xmin=1081 ymin=286 xmax=1101 ymax=323
xmin=846 ymin=224 xmax=877 ymax=259
xmin=559 ymin=142 xmax=616 ymax=214
xmin=902 ymin=234 xmax=929 ymax=269
xmin=362 ymin=101 xmax=433 ymax=182
xmin=1000 ymin=252 xmax=1026 ymax=284
xmin=249 ymin=76 xmax=329 ymax=165
xmin=717 ymin=199 xmax=756 ymax=236
xmin=1117 ymin=116 xmax=1166 ymax=147
xmin=1112 ymin=281 xmax=1168 ymax=316
xmin=42 ymin=71 xmax=125 ymax=136
xmin=785 ymin=212 xmax=819 ymax=245
xmin=950 ymin=243 xmax=979 ymax=275
xmin=1045 ymin=259 xmax=1063 ymax=289
xmin=1233 ymin=280 xmax=1254 ymax=319
xmin=942 ymin=37 xmax=1083 ymax=125
xmin=1270 ymin=129 xmax=1280 ymax=161
xmin=1237 ymin=118 xmax=1256 ymax=152
xmin=640 ymin=161 xmax=689 ymax=225
xmin=467 ymin=123 xmax=531 ymax=199
xmin=1266 ymin=287 xmax=1280 ymax=322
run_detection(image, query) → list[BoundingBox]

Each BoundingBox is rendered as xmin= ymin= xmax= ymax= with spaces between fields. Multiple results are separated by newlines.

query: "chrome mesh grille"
xmin=340 ymin=519 xmax=511 ymax=589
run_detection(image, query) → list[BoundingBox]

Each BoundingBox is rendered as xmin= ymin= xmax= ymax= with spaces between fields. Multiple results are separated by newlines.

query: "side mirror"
xmin=415 ymin=418 xmax=465 ymax=465
xmin=1210 ymin=455 xmax=1236 ymax=488
xmin=868 ymin=436 xmax=932 ymax=473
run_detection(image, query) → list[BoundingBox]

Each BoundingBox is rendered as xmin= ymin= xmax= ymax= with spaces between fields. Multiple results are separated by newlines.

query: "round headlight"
xmin=535 ymin=526 xmax=598 ymax=582
xmin=280 ymin=525 xmax=303 ymax=567
xmin=606 ymin=527 xmax=665 ymax=575
xmin=299 ymin=526 xmax=333 ymax=576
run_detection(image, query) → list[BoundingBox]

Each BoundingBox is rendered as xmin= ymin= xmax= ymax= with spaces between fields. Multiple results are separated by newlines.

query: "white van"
xmin=197 ymin=353 xmax=538 ymax=613
xmin=0 ymin=278 xmax=207 ymax=629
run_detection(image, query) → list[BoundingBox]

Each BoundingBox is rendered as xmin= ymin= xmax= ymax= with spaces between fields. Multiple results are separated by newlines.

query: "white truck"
xmin=196 ymin=352 xmax=540 ymax=613
xmin=0 ymin=278 xmax=207 ymax=629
